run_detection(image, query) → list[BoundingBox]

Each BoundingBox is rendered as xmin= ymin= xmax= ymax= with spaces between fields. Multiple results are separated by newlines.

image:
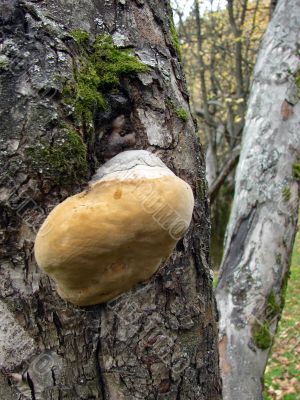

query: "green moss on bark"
xmin=71 ymin=29 xmax=90 ymax=45
xmin=282 ymin=186 xmax=291 ymax=201
xmin=266 ymin=291 xmax=281 ymax=318
xmin=64 ymin=32 xmax=148 ymax=125
xmin=253 ymin=321 xmax=273 ymax=350
xmin=175 ymin=107 xmax=188 ymax=122
xmin=27 ymin=32 xmax=148 ymax=186
xmin=252 ymin=286 xmax=288 ymax=350
xmin=292 ymin=162 xmax=300 ymax=179
xmin=294 ymin=70 xmax=300 ymax=88
xmin=166 ymin=99 xmax=188 ymax=123
xmin=27 ymin=128 xmax=88 ymax=184
xmin=170 ymin=17 xmax=182 ymax=59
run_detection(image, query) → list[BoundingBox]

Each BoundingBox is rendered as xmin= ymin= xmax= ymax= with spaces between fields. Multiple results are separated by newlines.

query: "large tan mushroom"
xmin=34 ymin=150 xmax=194 ymax=306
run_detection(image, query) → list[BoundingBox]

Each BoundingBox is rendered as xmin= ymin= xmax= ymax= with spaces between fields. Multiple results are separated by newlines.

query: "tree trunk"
xmin=205 ymin=136 xmax=217 ymax=189
xmin=216 ymin=1 xmax=300 ymax=399
xmin=0 ymin=1 xmax=221 ymax=399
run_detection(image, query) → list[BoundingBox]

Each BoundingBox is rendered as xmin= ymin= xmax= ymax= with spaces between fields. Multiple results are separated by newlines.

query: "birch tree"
xmin=173 ymin=0 xmax=270 ymax=267
xmin=216 ymin=0 xmax=300 ymax=398
xmin=0 ymin=0 xmax=221 ymax=399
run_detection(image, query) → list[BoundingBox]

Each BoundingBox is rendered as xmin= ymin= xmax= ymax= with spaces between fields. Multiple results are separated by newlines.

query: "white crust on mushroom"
xmin=90 ymin=150 xmax=175 ymax=183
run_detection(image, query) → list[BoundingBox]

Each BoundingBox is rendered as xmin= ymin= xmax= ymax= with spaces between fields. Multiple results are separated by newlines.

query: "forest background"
xmin=172 ymin=1 xmax=300 ymax=398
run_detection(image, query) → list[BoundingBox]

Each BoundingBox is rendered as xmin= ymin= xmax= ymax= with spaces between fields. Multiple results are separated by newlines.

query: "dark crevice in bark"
xmin=218 ymin=206 xmax=257 ymax=287
xmin=26 ymin=372 xmax=36 ymax=400
xmin=269 ymin=0 xmax=278 ymax=18
xmin=95 ymin=325 xmax=106 ymax=400
xmin=175 ymin=376 xmax=183 ymax=400
xmin=51 ymin=367 xmax=57 ymax=386
xmin=53 ymin=311 xmax=64 ymax=345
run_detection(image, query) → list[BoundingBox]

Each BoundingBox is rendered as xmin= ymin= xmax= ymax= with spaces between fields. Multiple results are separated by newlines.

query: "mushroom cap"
xmin=34 ymin=150 xmax=194 ymax=306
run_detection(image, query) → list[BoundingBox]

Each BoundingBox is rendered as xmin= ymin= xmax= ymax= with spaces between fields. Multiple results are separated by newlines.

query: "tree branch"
xmin=208 ymin=145 xmax=241 ymax=203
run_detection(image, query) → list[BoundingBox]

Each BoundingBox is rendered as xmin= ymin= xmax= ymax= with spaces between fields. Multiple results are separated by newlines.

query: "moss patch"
xmin=252 ymin=288 xmax=286 ymax=350
xmin=294 ymin=70 xmax=300 ymax=88
xmin=282 ymin=186 xmax=291 ymax=202
xmin=64 ymin=32 xmax=148 ymax=125
xmin=170 ymin=17 xmax=181 ymax=59
xmin=266 ymin=291 xmax=282 ymax=319
xmin=253 ymin=281 xmax=291 ymax=351
xmin=71 ymin=29 xmax=90 ymax=46
xmin=175 ymin=107 xmax=188 ymax=122
xmin=253 ymin=321 xmax=273 ymax=350
xmin=292 ymin=162 xmax=300 ymax=179
xmin=166 ymin=98 xmax=188 ymax=123
xmin=27 ymin=128 xmax=88 ymax=184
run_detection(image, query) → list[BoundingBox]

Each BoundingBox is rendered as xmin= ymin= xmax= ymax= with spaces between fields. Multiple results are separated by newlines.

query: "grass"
xmin=264 ymin=231 xmax=300 ymax=399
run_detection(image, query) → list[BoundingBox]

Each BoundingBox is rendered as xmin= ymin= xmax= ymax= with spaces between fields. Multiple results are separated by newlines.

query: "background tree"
xmin=0 ymin=0 xmax=221 ymax=399
xmin=215 ymin=0 xmax=300 ymax=398
xmin=172 ymin=0 xmax=270 ymax=267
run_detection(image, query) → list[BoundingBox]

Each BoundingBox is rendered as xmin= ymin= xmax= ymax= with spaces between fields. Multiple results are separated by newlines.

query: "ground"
xmin=264 ymin=228 xmax=300 ymax=399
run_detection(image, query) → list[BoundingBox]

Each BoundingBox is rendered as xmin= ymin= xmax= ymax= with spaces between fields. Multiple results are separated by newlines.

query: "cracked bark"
xmin=0 ymin=1 xmax=221 ymax=399
xmin=216 ymin=1 xmax=300 ymax=398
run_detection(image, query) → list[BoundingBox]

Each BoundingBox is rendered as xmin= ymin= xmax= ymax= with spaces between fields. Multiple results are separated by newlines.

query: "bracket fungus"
xmin=34 ymin=150 xmax=194 ymax=306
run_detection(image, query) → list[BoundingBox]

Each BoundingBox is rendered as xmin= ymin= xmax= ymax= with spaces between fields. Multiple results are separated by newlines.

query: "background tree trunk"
xmin=0 ymin=1 xmax=221 ymax=399
xmin=216 ymin=1 xmax=300 ymax=398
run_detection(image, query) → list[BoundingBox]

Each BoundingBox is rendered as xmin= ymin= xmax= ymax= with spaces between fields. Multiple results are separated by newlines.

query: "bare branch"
xmin=209 ymin=145 xmax=241 ymax=203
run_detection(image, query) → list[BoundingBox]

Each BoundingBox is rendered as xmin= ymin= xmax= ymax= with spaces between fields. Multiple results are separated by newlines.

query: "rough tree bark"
xmin=0 ymin=1 xmax=221 ymax=399
xmin=216 ymin=1 xmax=300 ymax=399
